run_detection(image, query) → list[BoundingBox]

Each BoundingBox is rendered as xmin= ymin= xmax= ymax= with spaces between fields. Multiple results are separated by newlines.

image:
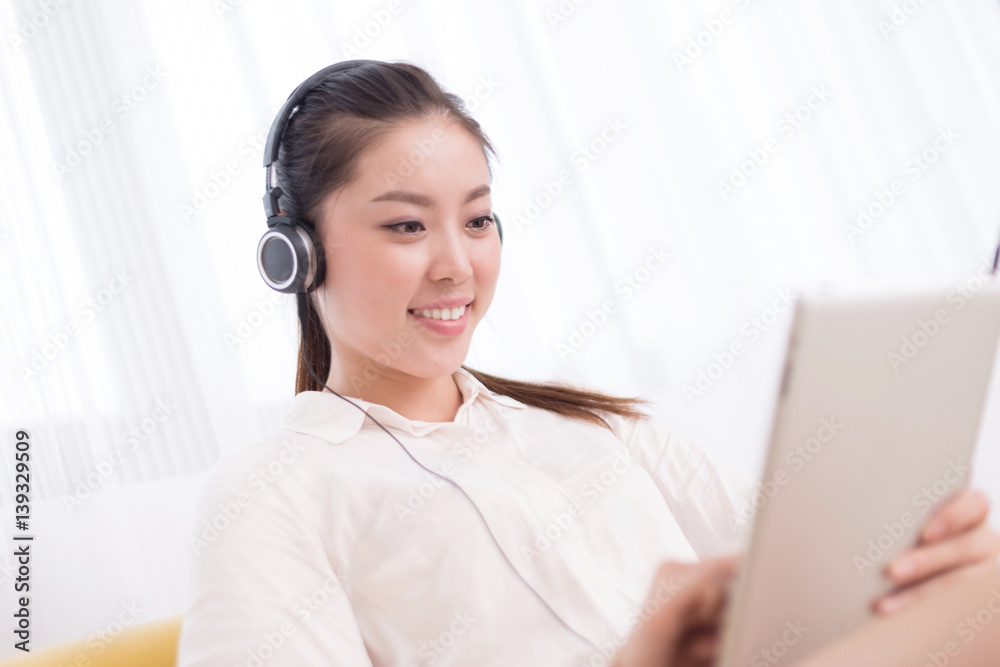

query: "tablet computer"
xmin=716 ymin=280 xmax=1000 ymax=667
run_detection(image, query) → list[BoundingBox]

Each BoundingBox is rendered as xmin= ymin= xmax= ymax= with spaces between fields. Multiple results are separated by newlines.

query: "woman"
xmin=177 ymin=60 xmax=1000 ymax=666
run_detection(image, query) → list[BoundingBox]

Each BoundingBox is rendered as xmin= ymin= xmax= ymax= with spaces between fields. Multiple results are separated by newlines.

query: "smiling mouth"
xmin=407 ymin=303 xmax=470 ymax=321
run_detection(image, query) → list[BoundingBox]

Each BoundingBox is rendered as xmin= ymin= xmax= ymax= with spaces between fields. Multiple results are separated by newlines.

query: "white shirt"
xmin=177 ymin=367 xmax=758 ymax=666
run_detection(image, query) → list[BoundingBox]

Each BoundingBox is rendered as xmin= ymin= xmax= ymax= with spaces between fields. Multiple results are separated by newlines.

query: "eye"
xmin=384 ymin=220 xmax=425 ymax=235
xmin=468 ymin=215 xmax=495 ymax=230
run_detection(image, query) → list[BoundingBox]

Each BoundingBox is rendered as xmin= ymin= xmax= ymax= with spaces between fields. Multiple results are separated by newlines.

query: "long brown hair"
xmin=282 ymin=60 xmax=649 ymax=430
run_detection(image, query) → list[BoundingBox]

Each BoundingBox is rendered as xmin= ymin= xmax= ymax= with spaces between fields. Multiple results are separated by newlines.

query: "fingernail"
xmin=879 ymin=594 xmax=905 ymax=614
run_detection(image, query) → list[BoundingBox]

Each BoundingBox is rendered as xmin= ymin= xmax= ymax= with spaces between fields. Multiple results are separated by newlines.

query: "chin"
xmin=406 ymin=346 xmax=471 ymax=379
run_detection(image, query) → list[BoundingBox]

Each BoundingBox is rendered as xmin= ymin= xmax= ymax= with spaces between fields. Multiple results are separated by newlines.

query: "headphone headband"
xmin=262 ymin=59 xmax=380 ymax=218
xmin=257 ymin=59 xmax=503 ymax=295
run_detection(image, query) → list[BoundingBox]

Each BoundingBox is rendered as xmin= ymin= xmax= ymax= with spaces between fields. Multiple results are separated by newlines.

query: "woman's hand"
xmin=875 ymin=487 xmax=1000 ymax=615
xmin=612 ymin=556 xmax=738 ymax=667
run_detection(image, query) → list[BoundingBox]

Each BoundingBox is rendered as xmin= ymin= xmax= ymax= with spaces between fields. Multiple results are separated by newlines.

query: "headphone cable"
xmin=293 ymin=293 xmax=604 ymax=656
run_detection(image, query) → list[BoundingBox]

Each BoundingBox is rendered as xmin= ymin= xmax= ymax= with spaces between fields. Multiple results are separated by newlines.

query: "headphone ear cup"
xmin=493 ymin=211 xmax=503 ymax=246
xmin=257 ymin=217 xmax=325 ymax=293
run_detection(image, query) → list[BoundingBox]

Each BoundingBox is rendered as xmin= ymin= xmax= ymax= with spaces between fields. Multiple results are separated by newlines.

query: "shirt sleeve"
xmin=600 ymin=411 xmax=761 ymax=559
xmin=176 ymin=437 xmax=373 ymax=666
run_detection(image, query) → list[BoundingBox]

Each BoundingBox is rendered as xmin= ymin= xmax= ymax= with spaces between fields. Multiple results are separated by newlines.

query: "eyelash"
xmin=384 ymin=216 xmax=495 ymax=235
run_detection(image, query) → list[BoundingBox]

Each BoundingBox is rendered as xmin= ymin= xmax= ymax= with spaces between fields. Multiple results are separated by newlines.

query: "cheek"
xmin=330 ymin=246 xmax=421 ymax=318
xmin=472 ymin=247 xmax=501 ymax=301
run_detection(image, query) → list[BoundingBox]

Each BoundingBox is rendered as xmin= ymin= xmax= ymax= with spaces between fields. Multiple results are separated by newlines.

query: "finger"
xmin=645 ymin=560 xmax=731 ymax=642
xmin=675 ymin=641 xmax=719 ymax=667
xmin=920 ymin=488 xmax=990 ymax=544
xmin=886 ymin=524 xmax=1000 ymax=586
xmin=676 ymin=627 xmax=719 ymax=664
xmin=711 ymin=552 xmax=741 ymax=575
xmin=676 ymin=651 xmax=717 ymax=667
xmin=875 ymin=560 xmax=1000 ymax=615
xmin=674 ymin=592 xmax=727 ymax=665
xmin=650 ymin=557 xmax=735 ymax=608
xmin=684 ymin=573 xmax=730 ymax=627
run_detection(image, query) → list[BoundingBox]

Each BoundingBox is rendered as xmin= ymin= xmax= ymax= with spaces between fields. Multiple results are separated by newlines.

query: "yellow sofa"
xmin=0 ymin=615 xmax=181 ymax=667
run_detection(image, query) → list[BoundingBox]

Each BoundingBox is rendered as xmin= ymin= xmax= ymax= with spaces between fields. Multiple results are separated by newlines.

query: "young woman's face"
xmin=315 ymin=117 xmax=501 ymax=387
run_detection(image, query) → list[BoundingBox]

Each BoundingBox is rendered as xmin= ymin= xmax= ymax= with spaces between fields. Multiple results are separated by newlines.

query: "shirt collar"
xmin=279 ymin=366 xmax=526 ymax=445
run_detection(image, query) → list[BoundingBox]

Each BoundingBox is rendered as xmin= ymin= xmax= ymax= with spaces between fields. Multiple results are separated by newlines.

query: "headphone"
xmin=254 ymin=61 xmax=600 ymax=656
xmin=257 ymin=59 xmax=502 ymax=294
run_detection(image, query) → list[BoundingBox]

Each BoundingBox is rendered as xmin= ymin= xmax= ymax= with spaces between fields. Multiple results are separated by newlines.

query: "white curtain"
xmin=2 ymin=0 xmax=1000 ymax=651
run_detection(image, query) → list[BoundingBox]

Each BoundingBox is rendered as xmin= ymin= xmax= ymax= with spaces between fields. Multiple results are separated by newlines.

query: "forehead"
xmin=350 ymin=117 xmax=490 ymax=194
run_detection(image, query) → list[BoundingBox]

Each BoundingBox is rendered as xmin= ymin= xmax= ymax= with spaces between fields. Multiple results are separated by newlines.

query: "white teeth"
xmin=413 ymin=304 xmax=467 ymax=321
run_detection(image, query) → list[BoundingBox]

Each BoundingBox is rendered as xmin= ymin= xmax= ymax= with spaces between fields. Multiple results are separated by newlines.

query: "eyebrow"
xmin=369 ymin=184 xmax=490 ymax=206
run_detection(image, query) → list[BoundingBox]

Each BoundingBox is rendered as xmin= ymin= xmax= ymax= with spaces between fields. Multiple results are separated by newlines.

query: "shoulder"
xmin=595 ymin=409 xmax=706 ymax=473
xmin=594 ymin=408 xmax=759 ymax=495
xmin=591 ymin=409 xmax=760 ymax=555
xmin=185 ymin=428 xmax=344 ymax=560
xmin=591 ymin=408 xmax=674 ymax=452
xmin=203 ymin=429 xmax=314 ymax=486
xmin=192 ymin=428 xmax=331 ymax=523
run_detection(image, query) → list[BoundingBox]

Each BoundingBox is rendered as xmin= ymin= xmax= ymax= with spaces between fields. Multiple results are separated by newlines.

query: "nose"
xmin=427 ymin=222 xmax=473 ymax=284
